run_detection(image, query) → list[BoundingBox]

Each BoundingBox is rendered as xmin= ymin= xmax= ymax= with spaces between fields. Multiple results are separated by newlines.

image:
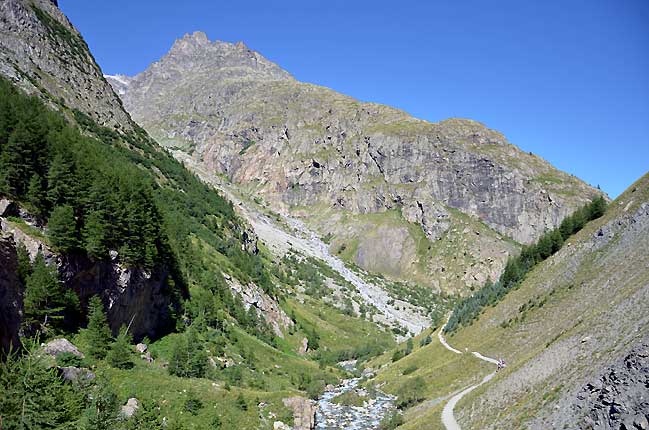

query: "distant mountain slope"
xmin=366 ymin=172 xmax=648 ymax=429
xmin=108 ymin=32 xmax=603 ymax=293
xmin=0 ymin=0 xmax=134 ymax=131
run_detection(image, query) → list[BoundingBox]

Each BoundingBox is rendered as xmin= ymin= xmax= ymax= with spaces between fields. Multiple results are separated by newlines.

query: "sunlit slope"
xmin=368 ymin=172 xmax=648 ymax=429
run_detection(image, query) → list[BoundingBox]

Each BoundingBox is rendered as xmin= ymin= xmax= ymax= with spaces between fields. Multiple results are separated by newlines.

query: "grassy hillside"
xmin=0 ymin=65 xmax=395 ymax=429
xmin=365 ymin=173 xmax=648 ymax=429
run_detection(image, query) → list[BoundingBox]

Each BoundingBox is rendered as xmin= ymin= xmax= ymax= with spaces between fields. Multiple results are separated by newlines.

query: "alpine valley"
xmin=0 ymin=1 xmax=646 ymax=429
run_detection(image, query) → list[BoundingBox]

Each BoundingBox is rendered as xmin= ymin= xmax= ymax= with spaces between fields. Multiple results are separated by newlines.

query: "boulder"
xmin=135 ymin=343 xmax=147 ymax=353
xmin=282 ymin=396 xmax=316 ymax=430
xmin=58 ymin=366 xmax=95 ymax=382
xmin=121 ymin=397 xmax=140 ymax=418
xmin=0 ymin=198 xmax=18 ymax=217
xmin=298 ymin=337 xmax=308 ymax=355
xmin=43 ymin=338 xmax=84 ymax=358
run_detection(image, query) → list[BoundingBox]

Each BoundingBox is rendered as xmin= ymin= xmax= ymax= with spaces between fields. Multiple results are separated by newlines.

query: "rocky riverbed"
xmin=316 ymin=361 xmax=396 ymax=429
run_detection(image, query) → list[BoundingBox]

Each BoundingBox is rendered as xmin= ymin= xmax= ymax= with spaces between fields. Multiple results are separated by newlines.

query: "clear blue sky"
xmin=60 ymin=0 xmax=648 ymax=198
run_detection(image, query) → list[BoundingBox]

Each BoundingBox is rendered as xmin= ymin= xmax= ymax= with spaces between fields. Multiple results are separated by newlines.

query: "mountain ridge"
xmin=108 ymin=31 xmax=604 ymax=293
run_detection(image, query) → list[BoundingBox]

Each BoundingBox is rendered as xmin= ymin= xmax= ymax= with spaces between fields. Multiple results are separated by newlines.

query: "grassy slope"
xmin=367 ymin=173 xmax=649 ymax=429
xmin=289 ymin=203 xmax=518 ymax=295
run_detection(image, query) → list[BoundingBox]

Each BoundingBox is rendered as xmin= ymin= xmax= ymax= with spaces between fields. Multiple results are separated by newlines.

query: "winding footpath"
xmin=438 ymin=319 xmax=499 ymax=430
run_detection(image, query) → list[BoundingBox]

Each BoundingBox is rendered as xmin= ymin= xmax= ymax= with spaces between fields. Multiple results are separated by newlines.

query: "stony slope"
xmin=108 ymin=32 xmax=602 ymax=292
xmin=0 ymin=0 xmax=134 ymax=131
xmin=366 ymin=172 xmax=649 ymax=429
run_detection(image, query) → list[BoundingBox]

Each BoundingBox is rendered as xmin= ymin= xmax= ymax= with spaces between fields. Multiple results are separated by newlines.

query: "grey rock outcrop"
xmin=282 ymin=396 xmax=316 ymax=430
xmin=0 ymin=233 xmax=22 ymax=354
xmin=572 ymin=341 xmax=649 ymax=430
xmin=0 ymin=0 xmax=133 ymax=131
xmin=227 ymin=277 xmax=292 ymax=337
xmin=1 ymin=211 xmax=178 ymax=341
xmin=121 ymin=398 xmax=140 ymax=418
xmin=43 ymin=338 xmax=84 ymax=358
xmin=59 ymin=366 xmax=95 ymax=383
xmin=109 ymin=32 xmax=603 ymax=292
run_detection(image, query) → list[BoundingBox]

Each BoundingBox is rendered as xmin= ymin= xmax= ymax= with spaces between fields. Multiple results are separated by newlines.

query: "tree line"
xmin=444 ymin=196 xmax=607 ymax=333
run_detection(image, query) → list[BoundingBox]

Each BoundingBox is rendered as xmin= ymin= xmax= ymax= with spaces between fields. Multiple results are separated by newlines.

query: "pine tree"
xmin=26 ymin=173 xmax=48 ymax=216
xmin=80 ymin=378 xmax=120 ymax=430
xmin=47 ymin=151 xmax=77 ymax=207
xmin=106 ymin=325 xmax=134 ymax=369
xmin=48 ymin=205 xmax=79 ymax=252
xmin=83 ymin=210 xmax=109 ymax=259
xmin=15 ymin=242 xmax=32 ymax=284
xmin=0 ymin=342 xmax=85 ymax=429
xmin=22 ymin=253 xmax=78 ymax=335
xmin=168 ymin=334 xmax=189 ymax=377
xmin=588 ymin=196 xmax=607 ymax=219
xmin=85 ymin=295 xmax=112 ymax=359
xmin=186 ymin=327 xmax=207 ymax=378
xmin=0 ymin=124 xmax=34 ymax=196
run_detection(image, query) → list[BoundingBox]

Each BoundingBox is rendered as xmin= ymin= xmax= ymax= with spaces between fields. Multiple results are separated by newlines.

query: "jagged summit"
xmin=156 ymin=30 xmax=293 ymax=81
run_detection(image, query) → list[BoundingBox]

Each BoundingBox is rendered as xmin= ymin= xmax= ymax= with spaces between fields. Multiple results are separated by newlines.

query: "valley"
xmin=0 ymin=1 xmax=646 ymax=429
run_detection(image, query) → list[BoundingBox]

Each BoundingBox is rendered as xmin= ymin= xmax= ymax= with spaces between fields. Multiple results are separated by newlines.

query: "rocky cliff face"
xmin=108 ymin=32 xmax=602 ymax=292
xmin=0 ymin=233 xmax=22 ymax=354
xmin=0 ymin=208 xmax=177 ymax=341
xmin=0 ymin=0 xmax=133 ymax=131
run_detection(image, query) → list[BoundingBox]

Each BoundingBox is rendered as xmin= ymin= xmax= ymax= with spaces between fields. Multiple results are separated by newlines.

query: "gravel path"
xmin=438 ymin=318 xmax=499 ymax=430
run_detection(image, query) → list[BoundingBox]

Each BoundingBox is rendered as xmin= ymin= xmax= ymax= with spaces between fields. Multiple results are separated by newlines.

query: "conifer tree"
xmin=47 ymin=151 xmax=77 ymax=207
xmin=15 ymin=242 xmax=32 ymax=284
xmin=0 ymin=344 xmax=85 ymax=429
xmin=26 ymin=173 xmax=48 ymax=216
xmin=83 ymin=210 xmax=109 ymax=259
xmin=106 ymin=325 xmax=134 ymax=369
xmin=22 ymin=253 xmax=78 ymax=335
xmin=48 ymin=205 xmax=79 ymax=252
xmin=85 ymin=295 xmax=112 ymax=359
xmin=80 ymin=378 xmax=120 ymax=430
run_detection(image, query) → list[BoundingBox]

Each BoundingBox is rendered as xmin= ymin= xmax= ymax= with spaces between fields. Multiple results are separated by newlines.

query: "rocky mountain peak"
xmin=158 ymin=31 xmax=293 ymax=81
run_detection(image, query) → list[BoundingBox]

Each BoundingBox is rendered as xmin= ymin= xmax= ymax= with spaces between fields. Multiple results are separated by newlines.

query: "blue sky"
xmin=60 ymin=0 xmax=648 ymax=197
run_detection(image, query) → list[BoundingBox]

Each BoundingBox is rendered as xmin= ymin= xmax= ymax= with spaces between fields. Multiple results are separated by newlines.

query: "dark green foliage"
xmin=22 ymin=253 xmax=79 ymax=336
xmin=25 ymin=173 xmax=47 ymax=217
xmin=445 ymin=197 xmax=608 ymax=333
xmin=84 ymin=295 xmax=113 ymax=359
xmin=405 ymin=338 xmax=414 ymax=355
xmin=402 ymin=364 xmax=418 ymax=375
xmin=391 ymin=349 xmax=405 ymax=362
xmin=123 ymin=400 xmax=166 ymax=430
xmin=183 ymin=391 xmax=203 ymax=415
xmin=379 ymin=411 xmax=404 ymax=430
xmin=16 ymin=242 xmax=31 ymax=284
xmin=0 ymin=344 xmax=85 ymax=430
xmin=56 ymin=351 xmax=83 ymax=367
xmin=167 ymin=328 xmax=207 ymax=378
xmin=80 ymin=378 xmax=120 ymax=430
xmin=235 ymin=393 xmax=248 ymax=411
xmin=395 ymin=376 xmax=426 ymax=409
xmin=419 ymin=334 xmax=432 ymax=347
xmin=1 ymin=75 xmax=285 ymax=349
xmin=106 ymin=325 xmax=134 ymax=369
xmin=306 ymin=379 xmax=326 ymax=400
xmin=48 ymin=205 xmax=79 ymax=252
